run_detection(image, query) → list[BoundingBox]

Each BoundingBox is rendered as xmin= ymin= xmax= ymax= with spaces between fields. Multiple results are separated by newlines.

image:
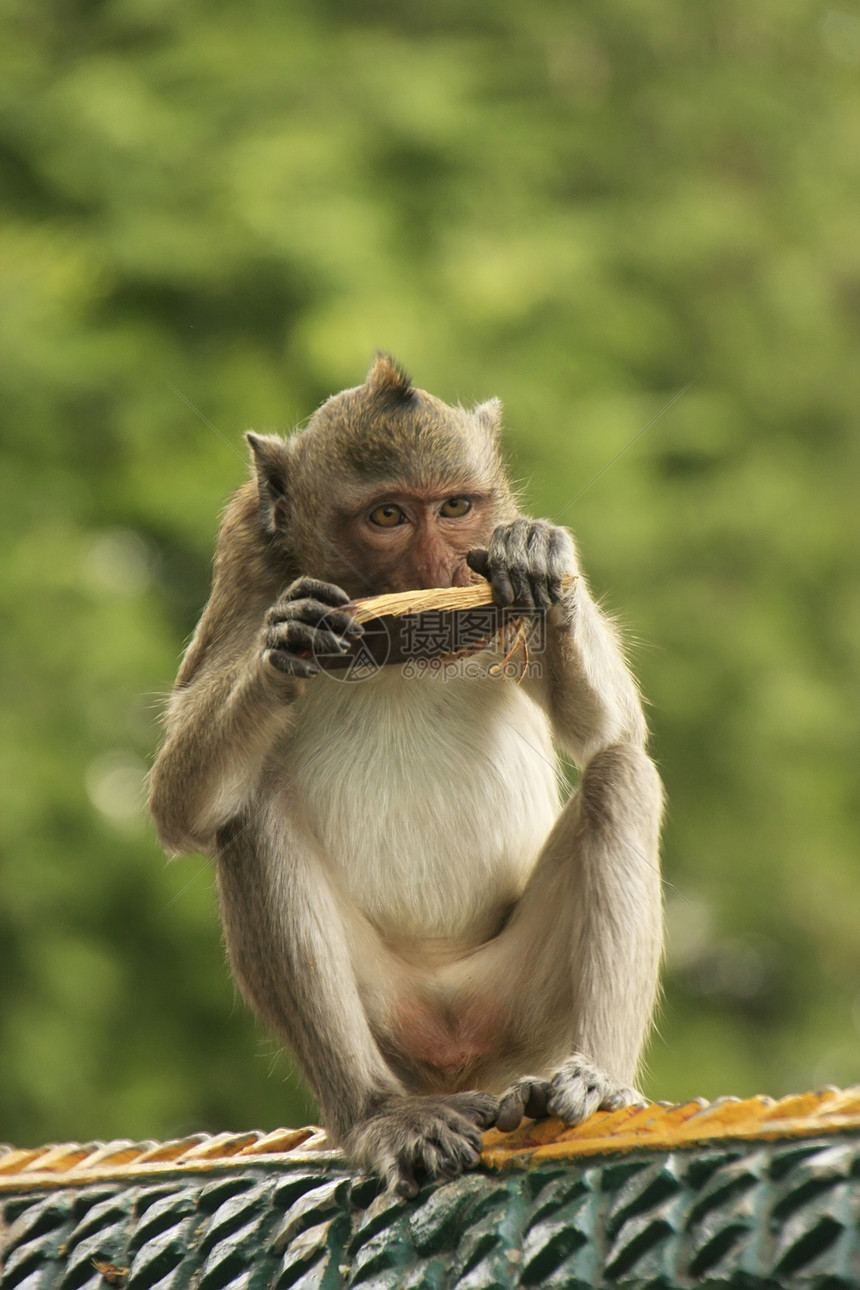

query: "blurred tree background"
xmin=1 ymin=0 xmax=859 ymax=1149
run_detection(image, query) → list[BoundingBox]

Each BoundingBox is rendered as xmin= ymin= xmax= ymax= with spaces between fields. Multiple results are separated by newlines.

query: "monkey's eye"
xmin=439 ymin=497 xmax=471 ymax=518
xmin=369 ymin=504 xmax=406 ymax=527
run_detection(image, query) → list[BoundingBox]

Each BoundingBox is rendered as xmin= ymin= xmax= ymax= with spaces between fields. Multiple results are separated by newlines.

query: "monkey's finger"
xmin=485 ymin=527 xmax=515 ymax=606
xmin=495 ymin=1093 xmax=526 ymax=1133
xmin=288 ymin=601 xmax=363 ymax=635
xmin=418 ymin=1140 xmax=442 ymax=1176
xmin=308 ymin=628 xmax=356 ymax=656
xmin=283 ymin=577 xmax=351 ymax=607
xmin=507 ymin=560 xmax=535 ymax=610
xmin=454 ymin=1092 xmax=499 ymax=1129
xmin=450 ymin=1119 xmax=485 ymax=1156
xmin=600 ymin=1086 xmax=646 ymax=1112
xmin=489 ymin=566 xmax=516 ymax=608
xmin=267 ymin=599 xmax=361 ymax=635
xmin=425 ymin=1122 xmax=480 ymax=1176
xmin=292 ymin=606 xmax=364 ymax=641
xmin=266 ymin=620 xmax=348 ymax=657
xmin=496 ymin=1077 xmax=548 ymax=1132
xmin=437 ymin=1137 xmax=478 ymax=1177
xmin=526 ymin=527 xmax=554 ymax=609
xmin=423 ymin=1139 xmax=464 ymax=1180
xmin=313 ymin=609 xmax=365 ymax=639
xmin=275 ymin=618 xmax=359 ymax=656
xmin=450 ymin=1135 xmax=481 ymax=1170
xmin=465 ymin=548 xmax=491 ymax=580
xmin=488 ymin=522 xmax=532 ymax=608
xmin=495 ymin=518 xmax=541 ymax=608
xmin=396 ymin=1160 xmax=421 ymax=1199
xmin=264 ymin=649 xmax=319 ymax=678
xmin=547 ymin=1069 xmax=605 ymax=1124
xmin=527 ymin=566 xmax=553 ymax=611
xmin=580 ymin=1085 xmax=605 ymax=1120
xmin=522 ymin=1081 xmax=550 ymax=1121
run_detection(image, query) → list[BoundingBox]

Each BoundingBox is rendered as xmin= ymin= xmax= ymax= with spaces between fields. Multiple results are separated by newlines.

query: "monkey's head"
xmin=247 ymin=354 xmax=518 ymax=597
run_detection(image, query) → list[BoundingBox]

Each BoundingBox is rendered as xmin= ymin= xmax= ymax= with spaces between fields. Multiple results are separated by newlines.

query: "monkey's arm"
xmin=469 ymin=520 xmax=646 ymax=763
xmin=148 ymin=652 xmax=297 ymax=855
xmin=149 ymin=576 xmax=364 ymax=855
xmin=542 ymin=570 xmax=647 ymax=761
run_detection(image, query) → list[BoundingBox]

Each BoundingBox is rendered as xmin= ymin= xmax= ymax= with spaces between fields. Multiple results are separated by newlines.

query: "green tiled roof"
xmin=2 ymin=1089 xmax=859 ymax=1289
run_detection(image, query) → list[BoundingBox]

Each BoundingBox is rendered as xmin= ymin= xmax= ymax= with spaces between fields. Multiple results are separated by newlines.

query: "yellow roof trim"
xmin=1 ymin=1088 xmax=858 ymax=1192
xmin=481 ymin=1086 xmax=860 ymax=1168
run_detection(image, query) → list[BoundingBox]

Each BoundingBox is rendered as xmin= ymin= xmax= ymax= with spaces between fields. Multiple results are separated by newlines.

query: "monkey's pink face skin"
xmin=339 ymin=490 xmax=496 ymax=595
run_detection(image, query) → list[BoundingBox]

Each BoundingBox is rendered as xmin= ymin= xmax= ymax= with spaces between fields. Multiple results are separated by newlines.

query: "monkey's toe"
xmin=448 ymin=1091 xmax=499 ymax=1130
xmin=547 ymin=1055 xmax=641 ymax=1125
xmin=496 ymin=1076 xmax=551 ymax=1132
xmin=346 ymin=1093 xmax=497 ymax=1197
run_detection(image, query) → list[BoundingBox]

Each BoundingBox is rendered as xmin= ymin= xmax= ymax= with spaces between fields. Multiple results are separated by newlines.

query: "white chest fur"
xmin=281 ymin=666 xmax=561 ymax=941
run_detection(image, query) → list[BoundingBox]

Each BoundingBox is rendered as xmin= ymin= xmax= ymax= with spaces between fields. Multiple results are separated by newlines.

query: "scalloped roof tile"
xmin=1 ymin=1088 xmax=858 ymax=1189
xmin=2 ymin=1089 xmax=860 ymax=1289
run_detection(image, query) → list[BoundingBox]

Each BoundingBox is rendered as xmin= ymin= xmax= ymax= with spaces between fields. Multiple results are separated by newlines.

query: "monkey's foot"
xmin=344 ymin=1092 xmax=498 ymax=1199
xmin=496 ymin=1057 xmax=644 ymax=1133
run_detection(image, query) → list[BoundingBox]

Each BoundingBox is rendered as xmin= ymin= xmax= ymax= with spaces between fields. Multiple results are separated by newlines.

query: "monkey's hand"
xmin=466 ymin=519 xmax=575 ymax=610
xmin=495 ymin=1057 xmax=644 ymax=1133
xmin=263 ymin=577 xmax=364 ymax=678
xmin=343 ymin=1092 xmax=498 ymax=1198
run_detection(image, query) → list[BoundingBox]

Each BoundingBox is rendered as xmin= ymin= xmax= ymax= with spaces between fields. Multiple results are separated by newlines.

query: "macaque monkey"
xmin=148 ymin=354 xmax=664 ymax=1197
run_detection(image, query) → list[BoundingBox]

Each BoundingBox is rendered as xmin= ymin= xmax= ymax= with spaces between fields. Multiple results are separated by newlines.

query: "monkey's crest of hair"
xmin=365 ymin=350 xmax=416 ymax=406
xmin=297 ymin=352 xmax=506 ymax=482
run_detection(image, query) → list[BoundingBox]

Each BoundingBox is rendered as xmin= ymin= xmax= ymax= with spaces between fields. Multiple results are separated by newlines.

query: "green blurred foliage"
xmin=1 ymin=0 xmax=858 ymax=1148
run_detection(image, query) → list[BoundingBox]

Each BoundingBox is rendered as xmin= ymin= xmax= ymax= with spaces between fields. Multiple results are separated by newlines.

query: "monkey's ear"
xmin=365 ymin=351 xmax=414 ymax=402
xmin=246 ymin=432 xmax=289 ymax=532
xmin=473 ymin=398 xmax=503 ymax=440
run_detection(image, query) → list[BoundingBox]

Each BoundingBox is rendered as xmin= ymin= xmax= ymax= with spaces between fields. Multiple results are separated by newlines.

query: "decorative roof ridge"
xmin=482 ymin=1085 xmax=860 ymax=1168
xmin=1 ymin=1087 xmax=858 ymax=1192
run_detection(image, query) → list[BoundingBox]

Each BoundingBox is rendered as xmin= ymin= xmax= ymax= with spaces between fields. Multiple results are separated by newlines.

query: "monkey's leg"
xmin=477 ymin=743 xmax=664 ymax=1131
xmin=215 ymin=814 xmax=497 ymax=1196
